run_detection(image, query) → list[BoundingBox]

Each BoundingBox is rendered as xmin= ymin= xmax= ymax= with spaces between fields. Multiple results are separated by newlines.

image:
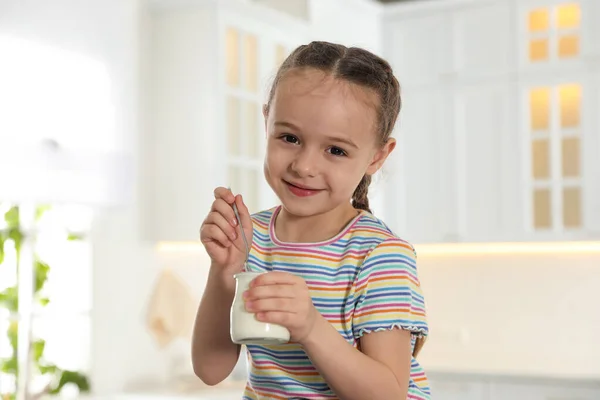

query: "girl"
xmin=193 ymin=41 xmax=430 ymax=400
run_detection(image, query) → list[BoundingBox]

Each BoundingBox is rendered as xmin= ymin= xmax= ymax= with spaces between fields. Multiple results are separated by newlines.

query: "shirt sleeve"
xmin=352 ymin=238 xmax=428 ymax=340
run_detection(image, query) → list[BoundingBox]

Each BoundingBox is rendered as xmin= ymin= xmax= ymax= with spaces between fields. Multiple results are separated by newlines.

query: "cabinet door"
xmin=384 ymin=13 xmax=453 ymax=88
xmin=586 ymin=72 xmax=600 ymax=235
xmin=451 ymin=0 xmax=514 ymax=81
xmin=490 ymin=381 xmax=600 ymax=400
xmin=387 ymin=86 xmax=455 ymax=243
xmin=429 ymin=378 xmax=490 ymax=400
xmin=453 ymin=81 xmax=519 ymax=242
xmin=516 ymin=0 xmax=589 ymax=73
xmin=518 ymin=72 xmax=599 ymax=240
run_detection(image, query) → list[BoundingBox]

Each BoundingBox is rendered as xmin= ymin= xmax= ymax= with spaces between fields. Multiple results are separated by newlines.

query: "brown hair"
xmin=265 ymin=41 xmax=401 ymax=214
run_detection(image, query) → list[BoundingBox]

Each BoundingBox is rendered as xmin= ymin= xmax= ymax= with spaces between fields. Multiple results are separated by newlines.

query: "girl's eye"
xmin=328 ymin=146 xmax=347 ymax=157
xmin=281 ymin=134 xmax=299 ymax=144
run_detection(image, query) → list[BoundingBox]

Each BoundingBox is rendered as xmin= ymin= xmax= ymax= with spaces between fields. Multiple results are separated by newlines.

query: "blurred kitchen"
xmin=0 ymin=0 xmax=599 ymax=399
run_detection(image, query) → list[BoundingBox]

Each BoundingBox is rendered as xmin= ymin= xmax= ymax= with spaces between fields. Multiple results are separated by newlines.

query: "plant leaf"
xmin=34 ymin=259 xmax=50 ymax=293
xmin=49 ymin=370 xmax=91 ymax=394
xmin=35 ymin=205 xmax=52 ymax=221
xmin=38 ymin=363 xmax=58 ymax=374
xmin=0 ymin=286 xmax=18 ymax=312
xmin=8 ymin=321 xmax=18 ymax=350
xmin=0 ymin=356 xmax=17 ymax=374
xmin=0 ymin=231 xmax=5 ymax=265
xmin=67 ymin=233 xmax=85 ymax=241
xmin=37 ymin=297 xmax=50 ymax=307
xmin=32 ymin=339 xmax=46 ymax=363
xmin=7 ymin=228 xmax=23 ymax=254
xmin=4 ymin=206 xmax=19 ymax=228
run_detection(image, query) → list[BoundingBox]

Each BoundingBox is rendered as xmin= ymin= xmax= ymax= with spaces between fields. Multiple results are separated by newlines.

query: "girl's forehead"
xmin=270 ymin=69 xmax=379 ymax=137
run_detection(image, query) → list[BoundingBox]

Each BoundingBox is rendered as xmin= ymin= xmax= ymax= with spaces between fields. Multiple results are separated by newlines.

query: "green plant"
xmin=0 ymin=205 xmax=91 ymax=400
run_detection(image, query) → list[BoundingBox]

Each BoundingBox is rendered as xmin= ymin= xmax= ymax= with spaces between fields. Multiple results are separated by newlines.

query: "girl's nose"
xmin=290 ymin=149 xmax=318 ymax=178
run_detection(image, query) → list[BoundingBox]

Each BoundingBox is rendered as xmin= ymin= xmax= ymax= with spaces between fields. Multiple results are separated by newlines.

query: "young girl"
xmin=193 ymin=41 xmax=430 ymax=400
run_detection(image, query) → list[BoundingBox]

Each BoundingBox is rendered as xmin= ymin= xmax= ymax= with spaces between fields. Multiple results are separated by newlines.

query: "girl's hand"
xmin=243 ymin=272 xmax=320 ymax=344
xmin=199 ymin=187 xmax=253 ymax=272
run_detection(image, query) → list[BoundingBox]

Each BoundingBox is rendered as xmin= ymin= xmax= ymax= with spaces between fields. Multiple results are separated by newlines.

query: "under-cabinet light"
xmin=156 ymin=241 xmax=600 ymax=256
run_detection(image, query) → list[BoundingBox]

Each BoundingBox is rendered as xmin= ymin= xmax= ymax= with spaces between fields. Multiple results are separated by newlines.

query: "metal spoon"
xmin=229 ymin=188 xmax=249 ymax=265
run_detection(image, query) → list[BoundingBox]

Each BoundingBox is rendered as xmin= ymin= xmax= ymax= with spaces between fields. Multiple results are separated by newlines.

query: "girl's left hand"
xmin=243 ymin=271 xmax=319 ymax=344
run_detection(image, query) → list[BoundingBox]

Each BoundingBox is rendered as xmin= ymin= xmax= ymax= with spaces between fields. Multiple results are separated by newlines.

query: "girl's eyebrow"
xmin=274 ymin=121 xmax=358 ymax=149
xmin=274 ymin=121 xmax=300 ymax=130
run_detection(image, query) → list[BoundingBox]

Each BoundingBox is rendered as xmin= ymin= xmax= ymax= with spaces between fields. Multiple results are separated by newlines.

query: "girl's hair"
xmin=265 ymin=41 xmax=401 ymax=214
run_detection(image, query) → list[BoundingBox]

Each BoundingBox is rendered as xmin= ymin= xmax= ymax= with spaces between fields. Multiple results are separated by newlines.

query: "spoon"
xmin=229 ymin=188 xmax=250 ymax=267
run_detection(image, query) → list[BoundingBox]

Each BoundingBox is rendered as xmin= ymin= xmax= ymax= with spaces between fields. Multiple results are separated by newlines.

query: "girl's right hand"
xmin=199 ymin=187 xmax=253 ymax=272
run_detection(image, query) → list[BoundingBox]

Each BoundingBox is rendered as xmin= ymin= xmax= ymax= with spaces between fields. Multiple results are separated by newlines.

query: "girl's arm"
xmin=302 ymin=314 xmax=412 ymax=399
xmin=191 ymin=267 xmax=241 ymax=385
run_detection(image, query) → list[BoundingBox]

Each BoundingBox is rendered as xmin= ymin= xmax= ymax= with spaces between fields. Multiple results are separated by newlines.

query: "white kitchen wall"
xmin=415 ymin=250 xmax=600 ymax=379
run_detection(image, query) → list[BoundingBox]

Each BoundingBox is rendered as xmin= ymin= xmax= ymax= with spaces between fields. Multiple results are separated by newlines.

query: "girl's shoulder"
xmin=250 ymin=207 xmax=277 ymax=228
xmin=350 ymin=211 xmax=413 ymax=245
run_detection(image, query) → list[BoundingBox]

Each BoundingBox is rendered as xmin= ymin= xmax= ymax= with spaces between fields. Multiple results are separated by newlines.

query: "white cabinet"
xmin=384 ymin=12 xmax=453 ymax=88
xmin=142 ymin=0 xmax=308 ymax=242
xmin=381 ymin=0 xmax=600 ymax=243
xmin=489 ymin=381 xmax=600 ymax=400
xmin=429 ymin=372 xmax=600 ymax=400
xmin=429 ymin=378 xmax=490 ymax=400
xmin=453 ymin=80 xmax=520 ymax=242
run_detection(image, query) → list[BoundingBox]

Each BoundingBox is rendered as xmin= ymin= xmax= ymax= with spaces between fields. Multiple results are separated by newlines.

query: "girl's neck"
xmin=274 ymin=203 xmax=360 ymax=244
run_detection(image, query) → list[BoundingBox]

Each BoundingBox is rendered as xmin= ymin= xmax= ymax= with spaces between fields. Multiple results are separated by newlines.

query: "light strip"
xmin=414 ymin=241 xmax=600 ymax=256
xmin=156 ymin=242 xmax=205 ymax=252
xmin=156 ymin=241 xmax=600 ymax=256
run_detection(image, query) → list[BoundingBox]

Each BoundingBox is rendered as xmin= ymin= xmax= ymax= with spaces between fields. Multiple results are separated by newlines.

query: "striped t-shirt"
xmin=242 ymin=206 xmax=430 ymax=400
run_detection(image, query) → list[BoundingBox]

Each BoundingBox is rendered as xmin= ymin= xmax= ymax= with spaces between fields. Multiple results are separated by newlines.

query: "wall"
xmin=415 ymin=250 xmax=600 ymax=380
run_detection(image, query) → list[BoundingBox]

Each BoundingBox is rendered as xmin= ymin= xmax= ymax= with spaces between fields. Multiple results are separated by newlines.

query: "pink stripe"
xmin=305 ymin=280 xmax=352 ymax=288
xmin=269 ymin=205 xmax=365 ymax=248
xmin=253 ymin=362 xmax=316 ymax=372
xmin=357 ymin=302 xmax=412 ymax=312
xmin=355 ymin=270 xmax=418 ymax=287
xmin=253 ymin=243 xmax=371 ymax=259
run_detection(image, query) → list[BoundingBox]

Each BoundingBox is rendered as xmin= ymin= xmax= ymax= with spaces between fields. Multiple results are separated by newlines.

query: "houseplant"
xmin=0 ymin=205 xmax=90 ymax=400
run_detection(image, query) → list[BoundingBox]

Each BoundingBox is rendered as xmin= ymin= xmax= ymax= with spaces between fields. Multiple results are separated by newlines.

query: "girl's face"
xmin=263 ymin=68 xmax=395 ymax=218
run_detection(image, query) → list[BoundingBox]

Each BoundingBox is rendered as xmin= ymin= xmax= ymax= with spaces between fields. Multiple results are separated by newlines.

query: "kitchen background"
xmin=1 ymin=0 xmax=599 ymax=399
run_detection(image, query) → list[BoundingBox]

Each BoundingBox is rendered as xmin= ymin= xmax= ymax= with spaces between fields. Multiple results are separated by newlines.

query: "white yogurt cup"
xmin=230 ymin=271 xmax=291 ymax=345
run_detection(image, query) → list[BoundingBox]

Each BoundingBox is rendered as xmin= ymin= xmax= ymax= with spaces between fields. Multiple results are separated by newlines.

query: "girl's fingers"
xmin=214 ymin=186 xmax=236 ymax=204
xmin=245 ymin=297 xmax=295 ymax=313
xmin=244 ymin=284 xmax=295 ymax=300
xmin=201 ymin=211 xmax=237 ymax=243
xmin=200 ymin=222 xmax=232 ymax=248
xmin=211 ymin=198 xmax=238 ymax=228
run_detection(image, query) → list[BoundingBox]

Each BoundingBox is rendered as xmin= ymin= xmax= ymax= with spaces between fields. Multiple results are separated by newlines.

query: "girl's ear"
xmin=366 ymin=138 xmax=396 ymax=176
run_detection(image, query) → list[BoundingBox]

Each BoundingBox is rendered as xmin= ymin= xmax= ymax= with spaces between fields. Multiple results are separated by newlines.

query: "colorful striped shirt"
xmin=242 ymin=206 xmax=430 ymax=400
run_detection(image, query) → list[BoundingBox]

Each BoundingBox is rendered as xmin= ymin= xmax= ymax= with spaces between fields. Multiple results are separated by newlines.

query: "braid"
xmin=352 ymin=175 xmax=372 ymax=213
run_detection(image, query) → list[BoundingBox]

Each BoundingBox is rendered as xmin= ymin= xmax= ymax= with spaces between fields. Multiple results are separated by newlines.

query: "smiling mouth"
xmin=284 ymin=180 xmax=320 ymax=191
xmin=283 ymin=180 xmax=323 ymax=197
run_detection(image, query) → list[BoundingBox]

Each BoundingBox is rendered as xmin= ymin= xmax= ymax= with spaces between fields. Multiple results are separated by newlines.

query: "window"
xmin=527 ymin=3 xmax=581 ymax=62
xmin=0 ymin=204 xmax=93 ymax=399
xmin=529 ymin=84 xmax=582 ymax=231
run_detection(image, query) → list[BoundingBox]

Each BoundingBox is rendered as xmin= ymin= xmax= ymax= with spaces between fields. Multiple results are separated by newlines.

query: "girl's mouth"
xmin=283 ymin=180 xmax=322 ymax=197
